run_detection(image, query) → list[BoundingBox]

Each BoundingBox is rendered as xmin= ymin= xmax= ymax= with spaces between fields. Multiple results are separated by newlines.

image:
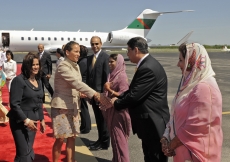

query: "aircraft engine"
xmin=107 ymin=31 xmax=145 ymax=44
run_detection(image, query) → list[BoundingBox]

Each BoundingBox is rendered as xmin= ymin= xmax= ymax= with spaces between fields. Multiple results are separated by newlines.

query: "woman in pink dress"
xmin=160 ymin=43 xmax=223 ymax=161
xmin=103 ymin=54 xmax=131 ymax=162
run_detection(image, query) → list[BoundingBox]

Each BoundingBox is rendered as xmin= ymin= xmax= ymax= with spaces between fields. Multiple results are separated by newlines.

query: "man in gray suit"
xmin=86 ymin=36 xmax=110 ymax=150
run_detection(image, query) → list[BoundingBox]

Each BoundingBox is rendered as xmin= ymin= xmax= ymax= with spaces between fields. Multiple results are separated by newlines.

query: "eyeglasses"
xmin=91 ymin=43 xmax=99 ymax=46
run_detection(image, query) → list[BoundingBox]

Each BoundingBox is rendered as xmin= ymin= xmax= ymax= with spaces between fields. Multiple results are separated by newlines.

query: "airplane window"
xmin=61 ymin=37 xmax=64 ymax=41
xmin=28 ymin=37 xmax=31 ymax=40
xmin=85 ymin=38 xmax=88 ymax=41
xmin=54 ymin=37 xmax=57 ymax=41
xmin=21 ymin=37 xmax=24 ymax=40
xmin=73 ymin=38 xmax=76 ymax=41
xmin=80 ymin=38 xmax=82 ymax=41
xmin=48 ymin=37 xmax=51 ymax=41
xmin=35 ymin=37 xmax=37 ymax=40
xmin=68 ymin=38 xmax=70 ymax=41
xmin=41 ymin=37 xmax=44 ymax=41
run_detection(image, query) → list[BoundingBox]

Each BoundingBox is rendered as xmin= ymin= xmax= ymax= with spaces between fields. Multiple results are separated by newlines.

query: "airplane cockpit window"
xmin=28 ymin=37 xmax=31 ymax=40
xmin=85 ymin=38 xmax=88 ymax=41
xmin=54 ymin=37 xmax=57 ymax=41
xmin=48 ymin=37 xmax=51 ymax=41
xmin=35 ymin=37 xmax=37 ymax=40
xmin=21 ymin=37 xmax=24 ymax=40
xmin=61 ymin=37 xmax=64 ymax=41
xmin=41 ymin=37 xmax=44 ymax=41
xmin=73 ymin=38 xmax=76 ymax=41
xmin=80 ymin=38 xmax=82 ymax=41
xmin=68 ymin=38 xmax=70 ymax=41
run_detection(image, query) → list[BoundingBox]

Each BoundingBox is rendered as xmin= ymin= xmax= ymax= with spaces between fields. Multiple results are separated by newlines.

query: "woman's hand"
xmin=104 ymin=82 xmax=112 ymax=91
xmin=26 ymin=120 xmax=38 ymax=131
xmin=80 ymin=92 xmax=87 ymax=98
xmin=40 ymin=119 xmax=46 ymax=134
xmin=169 ymin=135 xmax=183 ymax=150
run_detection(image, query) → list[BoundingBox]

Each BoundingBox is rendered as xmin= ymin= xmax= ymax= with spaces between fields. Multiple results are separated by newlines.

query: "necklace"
xmin=29 ymin=77 xmax=36 ymax=81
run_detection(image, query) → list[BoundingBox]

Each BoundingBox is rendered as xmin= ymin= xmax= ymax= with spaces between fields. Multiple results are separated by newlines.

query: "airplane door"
xmin=2 ymin=33 xmax=10 ymax=48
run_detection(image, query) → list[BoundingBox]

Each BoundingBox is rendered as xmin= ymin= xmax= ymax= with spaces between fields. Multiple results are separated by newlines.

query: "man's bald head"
xmin=38 ymin=44 xmax=44 ymax=53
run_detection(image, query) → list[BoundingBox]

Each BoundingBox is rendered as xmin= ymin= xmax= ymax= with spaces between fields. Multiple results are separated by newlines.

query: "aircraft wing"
xmin=176 ymin=31 xmax=194 ymax=45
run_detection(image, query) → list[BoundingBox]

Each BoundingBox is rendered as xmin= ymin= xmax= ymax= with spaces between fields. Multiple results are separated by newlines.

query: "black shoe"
xmin=89 ymin=143 xmax=109 ymax=151
xmin=80 ymin=130 xmax=90 ymax=134
xmin=88 ymin=140 xmax=100 ymax=147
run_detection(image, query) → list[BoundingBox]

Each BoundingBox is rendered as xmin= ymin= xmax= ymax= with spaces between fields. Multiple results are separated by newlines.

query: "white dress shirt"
xmin=136 ymin=53 xmax=149 ymax=69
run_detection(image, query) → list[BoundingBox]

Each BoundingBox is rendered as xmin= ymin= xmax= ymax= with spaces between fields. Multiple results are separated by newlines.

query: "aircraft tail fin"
xmin=176 ymin=31 xmax=194 ymax=45
xmin=119 ymin=9 xmax=194 ymax=38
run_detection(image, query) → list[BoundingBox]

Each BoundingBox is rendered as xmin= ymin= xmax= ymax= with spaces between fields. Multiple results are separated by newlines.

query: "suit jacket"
xmin=78 ymin=57 xmax=87 ymax=83
xmin=7 ymin=74 xmax=44 ymax=123
xmin=51 ymin=58 xmax=96 ymax=111
xmin=114 ymin=55 xmax=170 ymax=138
xmin=86 ymin=51 xmax=109 ymax=92
xmin=39 ymin=51 xmax=52 ymax=76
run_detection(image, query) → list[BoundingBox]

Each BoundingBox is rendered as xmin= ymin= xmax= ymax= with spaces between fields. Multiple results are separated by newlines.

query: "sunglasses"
xmin=91 ymin=43 xmax=99 ymax=46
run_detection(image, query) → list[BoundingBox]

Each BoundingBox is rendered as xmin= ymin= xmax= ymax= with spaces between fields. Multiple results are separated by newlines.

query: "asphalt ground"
xmin=14 ymin=51 xmax=230 ymax=162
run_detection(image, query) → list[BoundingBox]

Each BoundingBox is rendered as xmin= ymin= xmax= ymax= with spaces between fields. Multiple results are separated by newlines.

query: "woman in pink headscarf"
xmin=160 ymin=43 xmax=223 ymax=161
xmin=103 ymin=54 xmax=131 ymax=162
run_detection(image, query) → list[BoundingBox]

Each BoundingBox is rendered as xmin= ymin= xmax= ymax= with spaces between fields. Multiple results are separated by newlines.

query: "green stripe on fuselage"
xmin=127 ymin=19 xmax=156 ymax=29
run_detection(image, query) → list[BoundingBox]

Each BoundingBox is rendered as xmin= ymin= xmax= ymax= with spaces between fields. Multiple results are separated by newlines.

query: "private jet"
xmin=0 ymin=9 xmax=193 ymax=53
xmin=222 ymin=46 xmax=230 ymax=52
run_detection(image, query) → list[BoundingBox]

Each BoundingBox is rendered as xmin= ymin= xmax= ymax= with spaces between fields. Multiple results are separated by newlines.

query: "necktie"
xmin=92 ymin=55 xmax=96 ymax=68
xmin=40 ymin=53 xmax=43 ymax=59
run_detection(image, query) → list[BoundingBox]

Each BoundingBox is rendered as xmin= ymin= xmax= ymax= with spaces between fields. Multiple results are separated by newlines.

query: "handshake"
xmin=93 ymin=92 xmax=116 ymax=110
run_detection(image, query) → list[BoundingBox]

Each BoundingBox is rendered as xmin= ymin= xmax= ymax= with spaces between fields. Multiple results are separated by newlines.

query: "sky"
xmin=0 ymin=0 xmax=229 ymax=45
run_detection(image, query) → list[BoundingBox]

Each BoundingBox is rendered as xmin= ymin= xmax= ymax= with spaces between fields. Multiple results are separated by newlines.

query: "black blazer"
xmin=7 ymin=74 xmax=44 ymax=123
xmin=39 ymin=51 xmax=52 ymax=76
xmin=114 ymin=55 xmax=170 ymax=138
xmin=86 ymin=51 xmax=109 ymax=92
xmin=78 ymin=57 xmax=87 ymax=83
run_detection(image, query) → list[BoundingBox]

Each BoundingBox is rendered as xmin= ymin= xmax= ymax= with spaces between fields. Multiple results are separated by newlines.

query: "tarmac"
xmin=14 ymin=51 xmax=230 ymax=162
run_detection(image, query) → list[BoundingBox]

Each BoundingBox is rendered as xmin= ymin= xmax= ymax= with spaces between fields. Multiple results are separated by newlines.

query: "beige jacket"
xmin=51 ymin=58 xmax=95 ymax=113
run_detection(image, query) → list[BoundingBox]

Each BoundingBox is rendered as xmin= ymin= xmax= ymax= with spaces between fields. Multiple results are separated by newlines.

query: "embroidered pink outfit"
xmin=102 ymin=54 xmax=131 ymax=162
xmin=163 ymin=43 xmax=223 ymax=161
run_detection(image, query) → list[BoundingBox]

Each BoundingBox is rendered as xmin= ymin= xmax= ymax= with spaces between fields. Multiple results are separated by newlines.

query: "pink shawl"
xmin=164 ymin=43 xmax=223 ymax=161
xmin=103 ymin=54 xmax=131 ymax=137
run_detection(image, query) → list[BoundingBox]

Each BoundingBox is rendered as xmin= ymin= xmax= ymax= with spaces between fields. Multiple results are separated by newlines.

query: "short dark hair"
xmin=127 ymin=37 xmax=148 ymax=54
xmin=90 ymin=36 xmax=102 ymax=43
xmin=21 ymin=52 xmax=41 ymax=79
xmin=178 ymin=43 xmax=187 ymax=59
xmin=63 ymin=41 xmax=79 ymax=55
xmin=56 ymin=48 xmax=64 ymax=57
xmin=79 ymin=45 xmax=88 ymax=58
xmin=109 ymin=53 xmax=118 ymax=61
xmin=6 ymin=50 xmax=14 ymax=60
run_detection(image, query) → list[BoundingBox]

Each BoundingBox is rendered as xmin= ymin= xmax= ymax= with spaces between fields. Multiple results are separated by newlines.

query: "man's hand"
xmin=160 ymin=137 xmax=176 ymax=157
xmin=111 ymin=97 xmax=118 ymax=105
xmin=46 ymin=74 xmax=51 ymax=79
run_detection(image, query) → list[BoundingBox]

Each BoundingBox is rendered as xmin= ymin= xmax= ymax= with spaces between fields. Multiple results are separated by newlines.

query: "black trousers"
xmin=9 ymin=119 xmax=36 ymax=162
xmin=80 ymin=98 xmax=91 ymax=133
xmin=134 ymin=118 xmax=168 ymax=162
xmin=91 ymin=99 xmax=110 ymax=147
xmin=41 ymin=75 xmax=53 ymax=102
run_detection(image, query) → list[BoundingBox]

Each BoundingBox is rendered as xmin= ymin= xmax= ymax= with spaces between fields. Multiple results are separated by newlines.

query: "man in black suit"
xmin=86 ymin=36 xmax=110 ymax=150
xmin=111 ymin=37 xmax=170 ymax=162
xmin=38 ymin=44 xmax=53 ymax=102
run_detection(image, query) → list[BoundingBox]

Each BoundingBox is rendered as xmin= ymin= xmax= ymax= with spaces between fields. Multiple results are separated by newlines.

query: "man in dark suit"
xmin=38 ymin=44 xmax=53 ymax=102
xmin=111 ymin=37 xmax=170 ymax=162
xmin=86 ymin=36 xmax=110 ymax=150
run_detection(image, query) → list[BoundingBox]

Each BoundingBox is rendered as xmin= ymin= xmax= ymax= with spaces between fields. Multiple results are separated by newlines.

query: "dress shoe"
xmin=89 ymin=143 xmax=109 ymax=151
xmin=88 ymin=140 xmax=100 ymax=147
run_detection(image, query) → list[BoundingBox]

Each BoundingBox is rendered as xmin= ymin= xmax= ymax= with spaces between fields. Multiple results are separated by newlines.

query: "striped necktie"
xmin=92 ymin=55 xmax=96 ymax=68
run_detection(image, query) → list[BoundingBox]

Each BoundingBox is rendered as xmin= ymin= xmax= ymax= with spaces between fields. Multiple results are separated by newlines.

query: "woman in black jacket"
xmin=7 ymin=52 xmax=46 ymax=162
